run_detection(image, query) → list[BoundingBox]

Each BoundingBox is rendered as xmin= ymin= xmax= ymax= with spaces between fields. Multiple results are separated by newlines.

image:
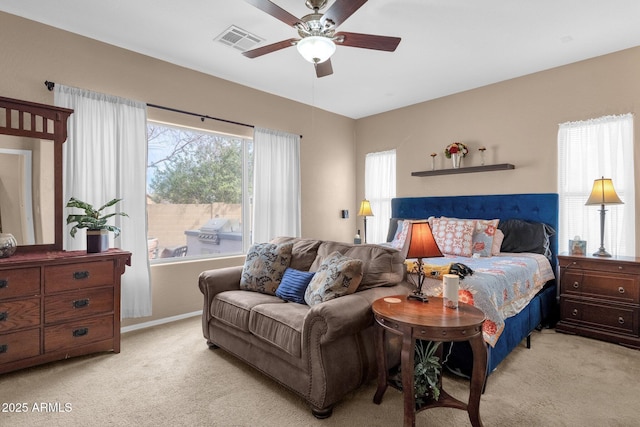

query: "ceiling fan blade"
xmin=242 ymin=38 xmax=298 ymax=58
xmin=335 ymin=32 xmax=401 ymax=52
xmin=315 ymin=59 xmax=333 ymax=78
xmin=245 ymin=0 xmax=300 ymax=27
xmin=322 ymin=0 xmax=368 ymax=27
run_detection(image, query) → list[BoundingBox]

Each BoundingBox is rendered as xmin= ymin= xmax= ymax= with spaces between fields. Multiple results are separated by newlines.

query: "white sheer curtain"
xmin=252 ymin=127 xmax=301 ymax=243
xmin=55 ymin=84 xmax=152 ymax=318
xmin=364 ymin=149 xmax=396 ymax=244
xmin=558 ymin=113 xmax=635 ymax=257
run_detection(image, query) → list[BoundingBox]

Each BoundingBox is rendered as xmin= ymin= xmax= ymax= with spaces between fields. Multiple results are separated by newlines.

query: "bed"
xmin=389 ymin=193 xmax=559 ymax=384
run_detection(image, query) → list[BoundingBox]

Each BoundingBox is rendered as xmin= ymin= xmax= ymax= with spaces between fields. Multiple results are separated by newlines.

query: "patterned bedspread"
xmin=406 ymin=253 xmax=555 ymax=347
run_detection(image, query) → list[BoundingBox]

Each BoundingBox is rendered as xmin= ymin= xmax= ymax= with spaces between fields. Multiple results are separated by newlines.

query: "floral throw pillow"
xmin=431 ymin=218 xmax=476 ymax=257
xmin=471 ymin=219 xmax=500 ymax=257
xmin=304 ymin=251 xmax=363 ymax=306
xmin=240 ymin=242 xmax=293 ymax=295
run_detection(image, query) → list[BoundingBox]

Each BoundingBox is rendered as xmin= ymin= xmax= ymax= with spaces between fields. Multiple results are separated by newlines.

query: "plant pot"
xmin=86 ymin=230 xmax=109 ymax=253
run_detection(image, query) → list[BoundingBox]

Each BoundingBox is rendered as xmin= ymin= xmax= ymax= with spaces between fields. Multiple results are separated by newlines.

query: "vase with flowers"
xmin=444 ymin=142 xmax=468 ymax=168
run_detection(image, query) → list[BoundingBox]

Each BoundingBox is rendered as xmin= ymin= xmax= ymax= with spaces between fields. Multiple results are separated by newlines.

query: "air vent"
xmin=215 ymin=25 xmax=264 ymax=52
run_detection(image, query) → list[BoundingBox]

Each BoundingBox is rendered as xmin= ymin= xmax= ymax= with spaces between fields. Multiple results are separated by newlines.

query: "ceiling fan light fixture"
xmin=296 ymin=36 xmax=336 ymax=63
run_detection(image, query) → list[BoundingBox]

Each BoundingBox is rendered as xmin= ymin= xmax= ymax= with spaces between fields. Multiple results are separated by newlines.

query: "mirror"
xmin=0 ymin=135 xmax=55 ymax=245
xmin=0 ymin=96 xmax=72 ymax=253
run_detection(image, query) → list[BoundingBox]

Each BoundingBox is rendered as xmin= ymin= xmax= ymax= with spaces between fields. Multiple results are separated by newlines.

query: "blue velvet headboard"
xmin=391 ymin=193 xmax=559 ymax=272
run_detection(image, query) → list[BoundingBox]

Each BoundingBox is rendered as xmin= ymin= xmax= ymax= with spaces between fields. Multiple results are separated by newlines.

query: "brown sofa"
xmin=198 ymin=237 xmax=411 ymax=418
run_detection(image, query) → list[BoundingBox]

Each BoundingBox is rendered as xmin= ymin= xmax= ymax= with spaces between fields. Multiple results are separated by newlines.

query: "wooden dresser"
xmin=0 ymin=249 xmax=131 ymax=374
xmin=557 ymin=254 xmax=640 ymax=349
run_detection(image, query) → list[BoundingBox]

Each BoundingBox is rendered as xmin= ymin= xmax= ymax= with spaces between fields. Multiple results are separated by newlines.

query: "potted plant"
xmin=66 ymin=197 xmax=128 ymax=253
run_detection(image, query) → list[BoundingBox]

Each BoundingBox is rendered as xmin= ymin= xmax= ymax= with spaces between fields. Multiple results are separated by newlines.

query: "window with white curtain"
xmin=363 ymin=149 xmax=396 ymax=244
xmin=557 ymin=114 xmax=635 ymax=257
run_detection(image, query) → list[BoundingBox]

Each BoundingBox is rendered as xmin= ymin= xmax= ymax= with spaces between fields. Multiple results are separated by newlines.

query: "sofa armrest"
xmin=304 ymin=284 xmax=411 ymax=344
xmin=198 ymin=266 xmax=243 ymax=337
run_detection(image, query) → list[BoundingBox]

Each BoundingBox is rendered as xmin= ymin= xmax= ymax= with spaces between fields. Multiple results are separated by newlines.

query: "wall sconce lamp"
xmin=406 ymin=221 xmax=444 ymax=302
xmin=585 ymin=176 xmax=623 ymax=257
xmin=357 ymin=200 xmax=373 ymax=244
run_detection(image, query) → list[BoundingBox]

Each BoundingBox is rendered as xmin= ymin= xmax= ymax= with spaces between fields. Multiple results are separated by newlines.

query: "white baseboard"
xmin=121 ymin=310 xmax=202 ymax=334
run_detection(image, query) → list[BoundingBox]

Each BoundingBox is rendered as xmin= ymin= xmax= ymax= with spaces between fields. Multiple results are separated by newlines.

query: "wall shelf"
xmin=411 ymin=163 xmax=515 ymax=177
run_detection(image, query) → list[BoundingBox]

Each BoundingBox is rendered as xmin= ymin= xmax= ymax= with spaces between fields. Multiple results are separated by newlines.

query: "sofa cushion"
xmin=249 ymin=302 xmax=307 ymax=357
xmin=270 ymin=236 xmax=322 ymax=271
xmin=212 ymin=290 xmax=284 ymax=332
xmin=240 ymin=242 xmax=293 ymax=295
xmin=311 ymin=241 xmax=404 ymax=289
xmin=275 ymin=268 xmax=315 ymax=304
xmin=305 ymin=252 xmax=363 ymax=306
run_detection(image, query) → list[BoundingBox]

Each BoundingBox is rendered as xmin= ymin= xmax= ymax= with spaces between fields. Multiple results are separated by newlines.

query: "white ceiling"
xmin=3 ymin=0 xmax=640 ymax=119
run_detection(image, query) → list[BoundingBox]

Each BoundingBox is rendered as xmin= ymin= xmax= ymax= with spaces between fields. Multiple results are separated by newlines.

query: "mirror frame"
xmin=0 ymin=96 xmax=73 ymax=253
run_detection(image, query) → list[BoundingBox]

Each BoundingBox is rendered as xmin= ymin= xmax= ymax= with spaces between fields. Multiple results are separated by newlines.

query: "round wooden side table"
xmin=372 ymin=295 xmax=486 ymax=427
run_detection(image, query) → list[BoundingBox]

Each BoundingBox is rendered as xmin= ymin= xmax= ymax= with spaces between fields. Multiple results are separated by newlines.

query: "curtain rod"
xmin=44 ymin=80 xmax=302 ymax=138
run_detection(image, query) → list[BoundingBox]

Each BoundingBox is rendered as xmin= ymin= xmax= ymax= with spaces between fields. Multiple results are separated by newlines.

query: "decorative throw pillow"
xmin=491 ymin=229 xmax=505 ymax=255
xmin=275 ymin=268 xmax=315 ymax=304
xmin=304 ymin=251 xmax=363 ymax=306
xmin=240 ymin=242 xmax=293 ymax=295
xmin=390 ymin=220 xmax=411 ymax=250
xmin=430 ymin=218 xmax=476 ymax=257
xmin=471 ymin=219 xmax=499 ymax=257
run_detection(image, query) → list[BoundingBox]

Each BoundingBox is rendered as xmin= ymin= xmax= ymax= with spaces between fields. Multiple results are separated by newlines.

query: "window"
xmin=146 ymin=121 xmax=253 ymax=262
xmin=364 ymin=149 xmax=396 ymax=244
xmin=558 ymin=114 xmax=635 ymax=256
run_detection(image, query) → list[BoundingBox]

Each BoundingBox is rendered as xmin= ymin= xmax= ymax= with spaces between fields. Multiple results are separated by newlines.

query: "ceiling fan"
xmin=243 ymin=0 xmax=401 ymax=78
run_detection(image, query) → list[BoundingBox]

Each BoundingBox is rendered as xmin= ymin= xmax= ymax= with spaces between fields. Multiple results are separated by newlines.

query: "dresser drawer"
xmin=44 ymin=261 xmax=114 ymax=293
xmin=0 ymin=267 xmax=40 ymax=299
xmin=44 ymin=314 xmax=114 ymax=353
xmin=0 ymin=328 xmax=40 ymax=364
xmin=562 ymin=298 xmax=638 ymax=336
xmin=0 ymin=297 xmax=40 ymax=332
xmin=44 ymin=287 xmax=114 ymax=324
xmin=562 ymin=270 xmax=640 ymax=304
xmin=563 ymin=258 xmax=640 ymax=275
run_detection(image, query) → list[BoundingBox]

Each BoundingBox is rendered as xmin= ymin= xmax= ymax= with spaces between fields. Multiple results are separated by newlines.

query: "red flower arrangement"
xmin=444 ymin=142 xmax=469 ymax=158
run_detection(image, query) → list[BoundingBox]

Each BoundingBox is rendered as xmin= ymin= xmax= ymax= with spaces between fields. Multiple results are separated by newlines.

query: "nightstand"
xmin=556 ymin=254 xmax=640 ymax=349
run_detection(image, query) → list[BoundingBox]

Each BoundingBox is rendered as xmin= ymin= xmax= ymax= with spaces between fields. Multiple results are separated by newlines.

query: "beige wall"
xmin=356 ymin=46 xmax=640 ymax=254
xmin=0 ymin=12 xmax=357 ymax=327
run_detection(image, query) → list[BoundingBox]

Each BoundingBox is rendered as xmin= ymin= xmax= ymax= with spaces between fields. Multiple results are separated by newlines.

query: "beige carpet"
xmin=1 ymin=316 xmax=638 ymax=427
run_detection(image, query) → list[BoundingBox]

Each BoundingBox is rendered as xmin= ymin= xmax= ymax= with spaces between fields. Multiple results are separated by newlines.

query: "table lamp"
xmin=358 ymin=199 xmax=373 ymax=244
xmin=406 ymin=221 xmax=444 ymax=302
xmin=585 ymin=176 xmax=623 ymax=257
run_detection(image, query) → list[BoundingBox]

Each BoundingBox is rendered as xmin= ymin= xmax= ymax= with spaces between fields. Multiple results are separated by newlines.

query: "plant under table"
xmin=372 ymin=295 xmax=486 ymax=427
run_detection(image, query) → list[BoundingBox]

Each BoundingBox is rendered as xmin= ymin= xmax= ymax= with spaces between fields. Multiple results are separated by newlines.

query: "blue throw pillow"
xmin=276 ymin=268 xmax=315 ymax=304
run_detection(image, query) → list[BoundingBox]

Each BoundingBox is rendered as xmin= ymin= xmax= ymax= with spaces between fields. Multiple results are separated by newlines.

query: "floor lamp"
xmin=358 ymin=200 xmax=373 ymax=244
xmin=585 ymin=176 xmax=623 ymax=257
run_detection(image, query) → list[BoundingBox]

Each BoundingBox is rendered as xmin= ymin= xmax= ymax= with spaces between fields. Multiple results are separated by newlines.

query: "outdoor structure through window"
xmin=146 ymin=121 xmax=253 ymax=262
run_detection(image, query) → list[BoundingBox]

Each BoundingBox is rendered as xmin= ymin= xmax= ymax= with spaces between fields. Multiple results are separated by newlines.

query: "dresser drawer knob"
xmin=618 ymin=317 xmax=625 ymax=325
xmin=72 ymin=298 xmax=90 ymax=309
xmin=72 ymin=328 xmax=89 ymax=337
xmin=0 ymin=279 xmax=7 ymax=289
xmin=0 ymin=311 xmax=7 ymax=322
xmin=73 ymin=271 xmax=90 ymax=280
xmin=618 ymin=287 xmax=625 ymax=294
xmin=572 ymin=309 xmax=578 ymax=316
xmin=0 ymin=344 xmax=7 ymax=354
xmin=572 ymin=282 xmax=579 ymax=289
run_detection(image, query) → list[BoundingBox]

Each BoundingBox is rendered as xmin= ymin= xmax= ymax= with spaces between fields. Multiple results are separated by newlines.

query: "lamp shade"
xmin=585 ymin=177 xmax=623 ymax=206
xmin=296 ymin=36 xmax=336 ymax=64
xmin=358 ymin=200 xmax=373 ymax=217
xmin=406 ymin=222 xmax=444 ymax=259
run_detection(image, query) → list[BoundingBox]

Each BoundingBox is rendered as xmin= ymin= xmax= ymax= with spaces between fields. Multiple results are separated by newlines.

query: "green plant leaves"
xmin=65 ymin=197 xmax=128 ymax=238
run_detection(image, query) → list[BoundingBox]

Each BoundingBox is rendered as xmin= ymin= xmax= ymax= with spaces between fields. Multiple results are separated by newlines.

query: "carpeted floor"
xmin=0 ymin=315 xmax=638 ymax=426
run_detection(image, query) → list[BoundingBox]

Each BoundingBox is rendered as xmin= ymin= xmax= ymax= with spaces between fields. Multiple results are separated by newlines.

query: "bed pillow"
xmin=472 ymin=219 xmax=500 ymax=257
xmin=390 ymin=220 xmax=411 ymax=250
xmin=431 ymin=217 xmax=477 ymax=257
xmin=498 ymin=219 xmax=555 ymax=259
xmin=492 ymin=229 xmax=505 ymax=255
xmin=386 ymin=218 xmax=403 ymax=242
xmin=304 ymin=251 xmax=363 ymax=306
xmin=275 ymin=268 xmax=315 ymax=304
xmin=240 ymin=242 xmax=293 ymax=295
